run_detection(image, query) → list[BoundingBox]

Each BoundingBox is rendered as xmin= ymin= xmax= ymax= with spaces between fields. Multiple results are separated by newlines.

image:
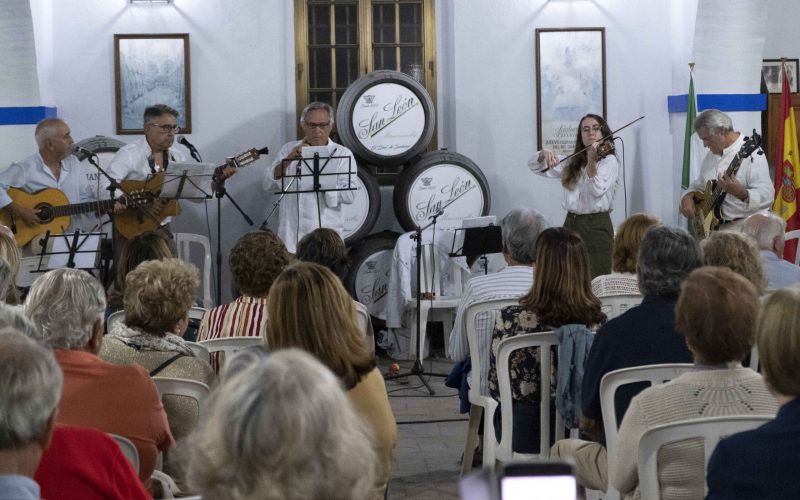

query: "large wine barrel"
xmin=345 ymin=231 xmax=400 ymax=322
xmin=392 ymin=150 xmax=491 ymax=231
xmin=342 ymin=164 xmax=381 ymax=246
xmin=336 ymin=70 xmax=435 ymax=166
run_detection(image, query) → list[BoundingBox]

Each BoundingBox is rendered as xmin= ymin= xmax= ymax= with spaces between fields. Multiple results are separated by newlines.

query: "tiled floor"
xmin=379 ymin=355 xmax=468 ymax=499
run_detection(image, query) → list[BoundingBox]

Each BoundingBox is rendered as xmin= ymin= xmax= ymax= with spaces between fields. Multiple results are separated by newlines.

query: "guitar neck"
xmin=50 ymin=199 xmax=115 ymax=218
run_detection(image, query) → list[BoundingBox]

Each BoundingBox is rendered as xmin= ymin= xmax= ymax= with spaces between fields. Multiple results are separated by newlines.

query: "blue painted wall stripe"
xmin=0 ymin=107 xmax=58 ymax=125
xmin=667 ymin=94 xmax=766 ymax=113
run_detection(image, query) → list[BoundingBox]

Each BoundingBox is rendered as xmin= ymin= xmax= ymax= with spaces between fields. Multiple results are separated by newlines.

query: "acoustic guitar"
xmin=691 ymin=131 xmax=762 ymax=239
xmin=114 ymin=147 xmax=267 ymax=239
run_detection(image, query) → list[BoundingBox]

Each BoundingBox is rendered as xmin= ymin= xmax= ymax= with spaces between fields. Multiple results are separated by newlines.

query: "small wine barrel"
xmin=392 ymin=150 xmax=491 ymax=231
xmin=342 ymin=164 xmax=381 ymax=246
xmin=345 ymin=231 xmax=400 ymax=322
xmin=336 ymin=70 xmax=435 ymax=166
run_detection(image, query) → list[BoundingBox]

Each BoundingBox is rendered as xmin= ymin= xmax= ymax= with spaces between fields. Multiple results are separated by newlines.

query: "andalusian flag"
xmin=682 ymin=67 xmax=697 ymax=191
xmin=772 ymin=62 xmax=800 ymax=262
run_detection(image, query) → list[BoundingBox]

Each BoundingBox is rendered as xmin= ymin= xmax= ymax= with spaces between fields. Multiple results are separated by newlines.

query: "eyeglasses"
xmin=305 ymin=122 xmax=331 ymax=130
xmin=147 ymin=123 xmax=180 ymax=133
xmin=581 ymin=125 xmax=602 ymax=133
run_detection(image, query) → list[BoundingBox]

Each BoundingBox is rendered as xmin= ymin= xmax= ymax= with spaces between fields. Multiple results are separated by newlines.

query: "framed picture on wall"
xmin=762 ymin=59 xmax=799 ymax=94
xmin=114 ymin=33 xmax=191 ymax=134
xmin=535 ymin=28 xmax=606 ymax=156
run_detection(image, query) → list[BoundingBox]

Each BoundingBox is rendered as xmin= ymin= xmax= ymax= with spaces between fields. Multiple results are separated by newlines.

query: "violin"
xmin=596 ymin=140 xmax=616 ymax=159
xmin=542 ymin=116 xmax=643 ymax=172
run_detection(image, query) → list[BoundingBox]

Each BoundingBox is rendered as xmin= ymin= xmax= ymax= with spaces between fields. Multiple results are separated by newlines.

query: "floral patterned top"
xmin=488 ymin=305 xmax=555 ymax=405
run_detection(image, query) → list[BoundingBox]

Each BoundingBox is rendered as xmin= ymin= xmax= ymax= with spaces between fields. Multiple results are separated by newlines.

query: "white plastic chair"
xmin=495 ymin=331 xmax=565 ymax=463
xmin=354 ymin=301 xmax=375 ymax=356
xmin=461 ymin=297 xmax=520 ymax=475
xmin=638 ymin=415 xmax=773 ymax=499
xmin=785 ymin=229 xmax=800 ymax=266
xmin=107 ymin=310 xmax=125 ymax=330
xmin=198 ymin=336 xmax=265 ymax=369
xmin=600 ymin=294 xmax=643 ymax=320
xmin=748 ymin=344 xmax=760 ymax=372
xmin=599 ymin=363 xmax=695 ymax=500
xmin=184 ymin=341 xmax=211 ymax=363
xmin=174 ymin=233 xmax=213 ymax=308
xmin=188 ymin=305 xmax=208 ymax=322
xmin=152 ymin=377 xmax=212 ymax=423
xmin=408 ymin=243 xmax=464 ymax=360
xmin=109 ymin=433 xmax=139 ymax=473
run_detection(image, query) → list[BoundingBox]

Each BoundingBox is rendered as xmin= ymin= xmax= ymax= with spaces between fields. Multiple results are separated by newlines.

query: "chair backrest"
xmin=107 ymin=310 xmax=125 ymax=330
xmin=353 ymin=302 xmax=374 ymax=355
xmin=495 ymin=331 xmax=563 ymax=462
xmin=600 ymin=363 xmax=695 ymax=458
xmin=465 ymin=297 xmax=522 ymax=399
xmin=417 ymin=242 xmax=464 ymax=299
xmin=198 ymin=336 xmax=264 ymax=368
xmin=785 ymin=229 xmax=800 ymax=266
xmin=109 ymin=433 xmax=139 ymax=473
xmin=638 ymin=415 xmax=773 ymax=499
xmin=188 ymin=306 xmax=208 ymax=322
xmin=174 ymin=232 xmax=213 ymax=308
xmin=184 ymin=340 xmax=211 ymax=363
xmin=152 ymin=376 xmax=212 ymax=423
xmin=600 ymin=294 xmax=643 ymax=320
xmin=748 ymin=344 xmax=759 ymax=372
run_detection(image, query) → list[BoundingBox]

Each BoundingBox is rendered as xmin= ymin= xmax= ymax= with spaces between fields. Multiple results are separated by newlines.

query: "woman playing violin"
xmin=529 ymin=114 xmax=621 ymax=278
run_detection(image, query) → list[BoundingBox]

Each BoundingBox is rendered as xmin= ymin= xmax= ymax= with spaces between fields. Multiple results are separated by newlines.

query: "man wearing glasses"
xmin=263 ymin=101 xmax=355 ymax=253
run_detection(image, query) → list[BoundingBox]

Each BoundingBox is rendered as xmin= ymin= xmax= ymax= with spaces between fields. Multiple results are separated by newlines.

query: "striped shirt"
xmin=447 ymin=266 xmax=533 ymax=396
xmin=197 ymin=295 xmax=268 ymax=372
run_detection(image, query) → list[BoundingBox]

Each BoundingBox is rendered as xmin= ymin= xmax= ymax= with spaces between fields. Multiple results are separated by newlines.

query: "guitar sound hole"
xmin=36 ymin=205 xmax=54 ymax=223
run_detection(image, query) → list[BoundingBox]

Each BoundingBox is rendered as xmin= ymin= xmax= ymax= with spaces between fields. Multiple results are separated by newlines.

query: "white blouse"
xmin=529 ymin=151 xmax=621 ymax=214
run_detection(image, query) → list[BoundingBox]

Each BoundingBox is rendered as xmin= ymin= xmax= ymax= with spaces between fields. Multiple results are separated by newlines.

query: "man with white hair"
xmin=0 ymin=117 xmax=98 ymax=234
xmin=742 ymin=211 xmax=800 ymax=289
xmin=0 ymin=328 xmax=62 ymax=499
xmin=24 ymin=268 xmax=173 ymax=487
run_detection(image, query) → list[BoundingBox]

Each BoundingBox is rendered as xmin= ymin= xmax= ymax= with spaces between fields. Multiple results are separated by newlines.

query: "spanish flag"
xmin=772 ymin=62 xmax=800 ymax=263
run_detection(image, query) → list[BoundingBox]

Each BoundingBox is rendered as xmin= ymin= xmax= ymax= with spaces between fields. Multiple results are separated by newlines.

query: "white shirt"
xmin=682 ymin=133 xmax=773 ymax=220
xmin=448 ymin=265 xmax=533 ymax=397
xmin=103 ymin=137 xmax=187 ymax=226
xmin=529 ymin=152 xmax=620 ymax=214
xmin=760 ymin=249 xmax=800 ymax=290
xmin=263 ymin=139 xmax=356 ymax=253
xmin=0 ymin=152 xmax=100 ymax=233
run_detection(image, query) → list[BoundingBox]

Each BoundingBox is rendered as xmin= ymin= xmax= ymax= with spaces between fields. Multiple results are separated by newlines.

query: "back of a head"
xmin=0 ymin=328 xmax=63 ymax=450
xmin=500 ymin=208 xmax=548 ymax=265
xmin=0 ymin=233 xmax=21 ymax=304
xmin=522 ymin=227 xmax=604 ymax=326
xmin=123 ymin=258 xmax=198 ymax=334
xmin=702 ymin=231 xmax=766 ymax=293
xmin=611 ymin=213 xmax=661 ymax=274
xmin=637 ymin=226 xmax=702 ymax=296
xmin=115 ymin=230 xmax=174 ymax=290
xmin=230 ymin=231 xmax=291 ymax=297
xmin=266 ymin=262 xmax=374 ymax=389
xmin=676 ymin=266 xmax=758 ymax=365
xmin=25 ymin=268 xmax=106 ymax=349
xmin=757 ymin=288 xmax=800 ymax=397
xmin=0 ymin=258 xmax=12 ymax=302
xmin=296 ymin=228 xmax=349 ymax=281
xmin=742 ymin=211 xmax=786 ymax=251
xmin=186 ymin=348 xmax=376 ymax=500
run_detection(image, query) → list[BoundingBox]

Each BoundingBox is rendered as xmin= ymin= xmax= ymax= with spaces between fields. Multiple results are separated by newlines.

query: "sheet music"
xmin=293 ymin=146 xmax=345 ymax=191
xmin=159 ymin=162 xmax=217 ymax=199
xmin=48 ymin=233 xmax=102 ymax=269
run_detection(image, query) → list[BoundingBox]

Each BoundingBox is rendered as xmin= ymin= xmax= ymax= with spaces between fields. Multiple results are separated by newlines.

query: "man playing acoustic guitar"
xmin=0 ymin=118 xmax=100 ymax=242
xmin=679 ymin=109 xmax=773 ymax=233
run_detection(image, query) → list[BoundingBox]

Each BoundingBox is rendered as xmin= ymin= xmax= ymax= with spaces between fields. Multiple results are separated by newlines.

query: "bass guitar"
xmin=691 ymin=131 xmax=762 ymax=239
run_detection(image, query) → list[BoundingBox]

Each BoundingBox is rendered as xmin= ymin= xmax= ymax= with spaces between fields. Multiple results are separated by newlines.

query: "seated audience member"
xmin=741 ymin=211 xmax=800 ymax=290
xmin=0 ymin=328 xmax=62 ymax=499
xmin=487 ymin=227 xmax=606 ymax=453
xmin=296 ymin=227 xmax=375 ymax=350
xmin=266 ymin=262 xmax=396 ymax=499
xmin=447 ymin=208 xmax=548 ymax=375
xmin=609 ymin=267 xmax=778 ymax=499
xmin=702 ymin=230 xmax=767 ymax=293
xmin=706 ymin=286 xmax=800 ymax=499
xmin=107 ymin=230 xmax=175 ymax=315
xmin=198 ymin=231 xmax=289 ymax=369
xmin=0 ymin=259 xmax=12 ymax=302
xmin=591 ymin=213 xmax=661 ymax=298
xmin=186 ymin=349 xmax=377 ymax=500
xmin=0 ymin=233 xmax=21 ymax=304
xmin=24 ymin=268 xmax=173 ymax=487
xmin=100 ymin=258 xmax=214 ymax=483
xmin=551 ymin=226 xmax=700 ymax=490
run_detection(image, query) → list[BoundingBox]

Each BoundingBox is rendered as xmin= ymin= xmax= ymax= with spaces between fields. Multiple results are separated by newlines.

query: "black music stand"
xmin=157 ymin=162 xmax=218 ymax=202
xmin=450 ymin=224 xmax=503 ymax=276
xmin=261 ymin=146 xmax=355 ymax=239
xmin=33 ymin=230 xmax=104 ymax=278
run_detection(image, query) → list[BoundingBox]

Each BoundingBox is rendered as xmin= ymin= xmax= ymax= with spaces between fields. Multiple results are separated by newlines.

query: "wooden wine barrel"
xmin=392 ymin=150 xmax=491 ymax=231
xmin=342 ymin=164 xmax=381 ymax=246
xmin=345 ymin=231 xmax=400 ymax=322
xmin=336 ymin=70 xmax=435 ymax=166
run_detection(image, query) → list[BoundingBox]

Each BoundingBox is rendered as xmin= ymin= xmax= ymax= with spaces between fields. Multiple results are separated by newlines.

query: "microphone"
xmin=178 ymin=136 xmax=202 ymax=162
xmin=71 ymin=144 xmax=96 ymax=157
